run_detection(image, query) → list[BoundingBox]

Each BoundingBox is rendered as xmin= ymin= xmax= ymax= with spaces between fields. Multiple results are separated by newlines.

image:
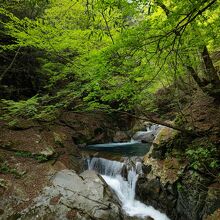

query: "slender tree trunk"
xmin=186 ymin=65 xmax=205 ymax=88
xmin=0 ymin=46 xmax=21 ymax=83
xmin=100 ymin=11 xmax=114 ymax=44
xmin=202 ymin=46 xmax=220 ymax=86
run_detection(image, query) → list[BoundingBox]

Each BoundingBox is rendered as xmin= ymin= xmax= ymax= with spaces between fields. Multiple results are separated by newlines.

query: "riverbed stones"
xmin=18 ymin=169 xmax=122 ymax=220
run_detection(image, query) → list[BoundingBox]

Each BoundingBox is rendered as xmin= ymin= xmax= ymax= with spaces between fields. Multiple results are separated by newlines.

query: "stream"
xmin=85 ymin=140 xmax=150 ymax=157
xmin=84 ymin=125 xmax=170 ymax=219
xmin=87 ymin=157 xmax=170 ymax=220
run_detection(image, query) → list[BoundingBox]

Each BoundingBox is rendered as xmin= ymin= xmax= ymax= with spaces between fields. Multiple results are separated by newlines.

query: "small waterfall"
xmin=88 ymin=157 xmax=170 ymax=220
xmin=87 ymin=157 xmax=124 ymax=176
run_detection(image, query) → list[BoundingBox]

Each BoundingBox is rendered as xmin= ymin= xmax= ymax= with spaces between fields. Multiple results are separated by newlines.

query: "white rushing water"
xmin=88 ymin=157 xmax=170 ymax=220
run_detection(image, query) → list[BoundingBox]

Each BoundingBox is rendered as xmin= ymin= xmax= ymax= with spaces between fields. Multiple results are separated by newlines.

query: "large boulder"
xmin=202 ymin=183 xmax=220 ymax=219
xmin=204 ymin=209 xmax=220 ymax=220
xmin=150 ymin=126 xmax=176 ymax=159
xmin=142 ymin=156 xmax=187 ymax=185
xmin=18 ymin=169 xmax=122 ymax=220
xmin=153 ymin=126 xmax=176 ymax=146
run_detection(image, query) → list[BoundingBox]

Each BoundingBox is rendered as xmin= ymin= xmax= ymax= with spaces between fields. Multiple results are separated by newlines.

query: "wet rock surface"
xmin=132 ymin=124 xmax=161 ymax=143
xmin=1 ymin=99 xmax=219 ymax=220
xmin=133 ymin=131 xmax=155 ymax=143
xmin=18 ymin=169 xmax=122 ymax=220
xmin=134 ymin=110 xmax=220 ymax=220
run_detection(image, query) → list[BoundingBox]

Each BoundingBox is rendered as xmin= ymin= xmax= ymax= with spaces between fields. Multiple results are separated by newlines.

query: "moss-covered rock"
xmin=153 ymin=126 xmax=176 ymax=146
xmin=143 ymin=155 xmax=187 ymax=185
xmin=149 ymin=126 xmax=178 ymax=159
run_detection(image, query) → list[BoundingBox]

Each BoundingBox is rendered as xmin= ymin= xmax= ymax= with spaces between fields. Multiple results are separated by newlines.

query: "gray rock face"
xmin=19 ymin=169 xmax=122 ymax=220
xmin=132 ymin=131 xmax=156 ymax=143
xmin=132 ymin=124 xmax=161 ymax=143
xmin=136 ymin=175 xmax=177 ymax=220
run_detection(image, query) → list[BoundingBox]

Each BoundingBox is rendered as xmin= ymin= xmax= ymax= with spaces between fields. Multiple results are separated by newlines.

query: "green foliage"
xmin=15 ymin=150 xmax=50 ymax=162
xmin=0 ymin=161 xmax=21 ymax=177
xmin=15 ymin=151 xmax=32 ymax=158
xmin=1 ymin=96 xmax=39 ymax=118
xmin=186 ymin=142 xmax=219 ymax=171
xmin=7 ymin=119 xmax=19 ymax=128
xmin=0 ymin=0 xmax=220 ymax=119
xmin=0 ymin=0 xmax=50 ymax=19
xmin=175 ymin=115 xmax=185 ymax=127
xmin=33 ymin=104 xmax=60 ymax=121
xmin=177 ymin=182 xmax=184 ymax=192
xmin=0 ymin=96 xmax=61 ymax=122
xmin=35 ymin=154 xmax=48 ymax=162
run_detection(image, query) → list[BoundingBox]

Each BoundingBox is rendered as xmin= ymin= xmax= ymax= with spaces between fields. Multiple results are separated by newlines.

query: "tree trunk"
xmin=202 ymin=46 xmax=220 ymax=86
xmin=186 ymin=65 xmax=205 ymax=88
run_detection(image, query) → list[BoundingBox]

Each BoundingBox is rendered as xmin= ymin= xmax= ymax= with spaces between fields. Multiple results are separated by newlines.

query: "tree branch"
xmin=155 ymin=0 xmax=170 ymax=16
xmin=94 ymin=107 xmax=197 ymax=135
xmin=175 ymin=0 xmax=217 ymax=34
xmin=100 ymin=10 xmax=115 ymax=44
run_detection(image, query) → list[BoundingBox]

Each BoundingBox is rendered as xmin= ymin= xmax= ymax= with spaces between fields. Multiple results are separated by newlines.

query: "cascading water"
xmin=88 ymin=157 xmax=170 ymax=220
xmin=87 ymin=157 xmax=124 ymax=176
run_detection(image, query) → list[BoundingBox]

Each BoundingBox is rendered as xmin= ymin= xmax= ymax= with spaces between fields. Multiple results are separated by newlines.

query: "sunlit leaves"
xmin=0 ymin=0 xmax=219 ymax=113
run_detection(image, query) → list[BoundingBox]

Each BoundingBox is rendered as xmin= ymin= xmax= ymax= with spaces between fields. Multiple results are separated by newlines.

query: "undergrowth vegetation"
xmin=186 ymin=141 xmax=219 ymax=171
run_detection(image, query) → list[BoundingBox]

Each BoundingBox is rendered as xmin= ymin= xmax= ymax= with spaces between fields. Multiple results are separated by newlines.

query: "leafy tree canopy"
xmin=0 ymin=0 xmax=219 ymax=120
